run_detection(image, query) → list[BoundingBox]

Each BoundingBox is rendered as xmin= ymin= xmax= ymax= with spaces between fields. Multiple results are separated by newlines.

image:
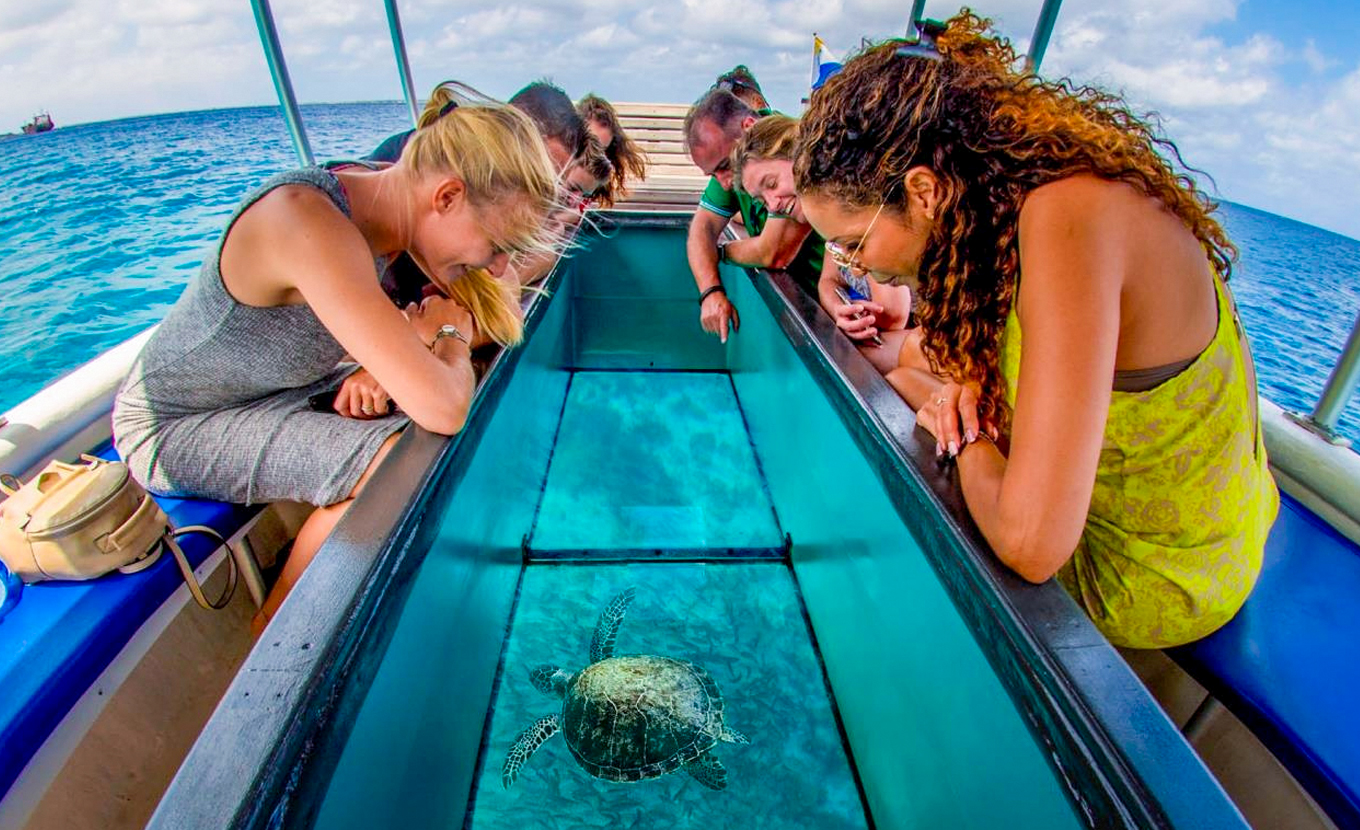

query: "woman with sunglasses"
xmin=793 ymin=13 xmax=1278 ymax=649
xmin=113 ymin=95 xmax=562 ymax=634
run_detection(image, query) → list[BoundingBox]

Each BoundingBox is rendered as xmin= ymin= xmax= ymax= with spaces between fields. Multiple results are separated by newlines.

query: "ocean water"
xmin=467 ymin=563 xmax=867 ymax=830
xmin=529 ymin=372 xmax=783 ymax=551
xmin=0 ymin=103 xmax=1358 ymax=443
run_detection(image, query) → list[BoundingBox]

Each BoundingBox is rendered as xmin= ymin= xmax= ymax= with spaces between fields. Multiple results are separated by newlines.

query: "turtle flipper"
xmin=684 ymin=751 xmax=728 ymax=791
xmin=502 ymin=714 xmax=560 ymax=789
xmin=589 ymin=586 xmax=636 ymax=663
xmin=719 ymin=725 xmax=749 ymax=745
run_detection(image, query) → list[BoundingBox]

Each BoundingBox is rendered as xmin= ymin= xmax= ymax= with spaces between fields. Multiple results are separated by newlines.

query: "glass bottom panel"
xmin=529 ymin=372 xmax=783 ymax=551
xmin=466 ymin=562 xmax=868 ymax=830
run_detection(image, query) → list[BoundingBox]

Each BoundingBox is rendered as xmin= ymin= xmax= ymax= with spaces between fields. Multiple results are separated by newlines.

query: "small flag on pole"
xmin=811 ymin=34 xmax=843 ymax=91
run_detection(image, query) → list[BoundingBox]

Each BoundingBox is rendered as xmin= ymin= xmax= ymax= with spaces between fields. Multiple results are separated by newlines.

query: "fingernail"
xmin=947 ymin=440 xmax=959 ymax=457
xmin=935 ymin=443 xmax=943 ymax=458
xmin=965 ymin=429 xmax=977 ymax=443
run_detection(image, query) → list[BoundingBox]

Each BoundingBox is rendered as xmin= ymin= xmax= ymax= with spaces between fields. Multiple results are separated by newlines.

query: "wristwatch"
xmin=432 ymin=323 xmax=470 ymax=348
xmin=716 ymin=239 xmax=732 ymax=262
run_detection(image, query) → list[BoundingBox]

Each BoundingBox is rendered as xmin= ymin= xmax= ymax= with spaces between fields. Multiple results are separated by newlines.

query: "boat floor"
xmin=1125 ymin=649 xmax=1338 ymax=830
xmin=22 ymin=563 xmax=253 ymax=830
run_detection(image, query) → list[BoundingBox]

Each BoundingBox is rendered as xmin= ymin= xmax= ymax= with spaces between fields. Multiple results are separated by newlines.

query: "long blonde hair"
xmin=400 ymin=82 xmax=563 ymax=346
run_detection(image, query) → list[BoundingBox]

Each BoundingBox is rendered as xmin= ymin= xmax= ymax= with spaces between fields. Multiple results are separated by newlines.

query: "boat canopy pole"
xmin=1299 ymin=310 xmax=1360 ymax=444
xmin=1026 ymin=0 xmax=1064 ymax=73
xmin=250 ymin=0 xmax=314 ymax=167
xmin=908 ymin=0 xmax=928 ymax=33
xmin=383 ymin=0 xmax=420 ymax=127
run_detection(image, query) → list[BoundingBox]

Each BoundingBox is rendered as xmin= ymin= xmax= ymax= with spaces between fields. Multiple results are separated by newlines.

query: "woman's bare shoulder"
xmin=222 ymin=183 xmax=370 ymax=303
xmin=1021 ymin=174 xmax=1148 ymax=224
xmin=243 ymin=183 xmax=350 ymax=232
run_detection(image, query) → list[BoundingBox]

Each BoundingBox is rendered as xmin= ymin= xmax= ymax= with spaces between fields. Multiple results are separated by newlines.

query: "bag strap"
xmin=163 ymin=526 xmax=239 ymax=611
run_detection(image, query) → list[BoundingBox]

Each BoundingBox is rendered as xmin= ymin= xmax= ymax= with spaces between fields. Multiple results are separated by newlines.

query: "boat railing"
xmin=248 ymin=0 xmax=312 ymax=166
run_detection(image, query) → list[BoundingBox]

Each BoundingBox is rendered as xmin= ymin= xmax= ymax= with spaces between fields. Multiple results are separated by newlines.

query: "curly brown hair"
xmin=577 ymin=94 xmax=648 ymax=196
xmin=793 ymin=10 xmax=1236 ymax=430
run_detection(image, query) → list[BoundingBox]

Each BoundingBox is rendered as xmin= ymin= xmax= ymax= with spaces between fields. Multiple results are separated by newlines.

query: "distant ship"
xmin=20 ymin=112 xmax=54 ymax=134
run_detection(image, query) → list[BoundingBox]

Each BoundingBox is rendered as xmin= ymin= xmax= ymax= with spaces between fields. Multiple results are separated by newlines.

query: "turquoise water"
xmin=530 ymin=372 xmax=782 ymax=551
xmin=0 ymin=103 xmax=408 ymax=408
xmin=468 ymin=564 xmax=866 ymax=830
xmin=2 ymin=102 xmax=1356 ymax=445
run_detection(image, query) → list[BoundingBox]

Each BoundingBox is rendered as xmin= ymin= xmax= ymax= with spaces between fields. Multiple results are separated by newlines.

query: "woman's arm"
xmin=953 ymin=178 xmax=1126 ymax=582
xmin=723 ymin=216 xmax=812 ymax=270
xmin=226 ymin=186 xmax=476 ymax=436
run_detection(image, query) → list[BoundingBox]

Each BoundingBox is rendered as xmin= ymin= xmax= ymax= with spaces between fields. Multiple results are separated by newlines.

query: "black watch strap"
xmin=698 ymin=284 xmax=726 ymax=306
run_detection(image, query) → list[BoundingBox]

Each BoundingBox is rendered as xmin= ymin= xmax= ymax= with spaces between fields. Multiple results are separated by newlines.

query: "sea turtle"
xmin=501 ymin=587 xmax=748 ymax=791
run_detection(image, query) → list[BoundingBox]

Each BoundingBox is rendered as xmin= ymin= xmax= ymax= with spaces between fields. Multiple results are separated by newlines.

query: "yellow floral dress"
xmin=1000 ymin=276 xmax=1279 ymax=649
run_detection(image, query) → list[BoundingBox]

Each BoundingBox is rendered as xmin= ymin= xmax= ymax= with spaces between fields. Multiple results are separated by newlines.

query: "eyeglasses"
xmin=825 ymin=204 xmax=885 ymax=277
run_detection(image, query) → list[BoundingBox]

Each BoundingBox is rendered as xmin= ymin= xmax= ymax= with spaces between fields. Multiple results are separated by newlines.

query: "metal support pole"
xmin=1296 ymin=308 xmax=1360 ymax=443
xmin=383 ymin=0 xmax=420 ymax=128
xmin=250 ymin=0 xmax=314 ymax=167
xmin=1025 ymin=0 xmax=1065 ymax=73
xmin=908 ymin=0 xmax=928 ymax=34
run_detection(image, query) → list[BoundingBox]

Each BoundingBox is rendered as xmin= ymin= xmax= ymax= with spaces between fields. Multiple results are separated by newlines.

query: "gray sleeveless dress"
xmin=112 ymin=167 xmax=409 ymax=506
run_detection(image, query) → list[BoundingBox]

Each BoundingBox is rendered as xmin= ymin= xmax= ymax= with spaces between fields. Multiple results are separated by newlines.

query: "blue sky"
xmin=1 ymin=0 xmax=1357 ymax=239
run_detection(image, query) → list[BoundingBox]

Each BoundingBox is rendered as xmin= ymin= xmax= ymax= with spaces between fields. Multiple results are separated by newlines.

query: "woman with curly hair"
xmin=577 ymin=94 xmax=648 ymax=198
xmin=793 ymin=13 xmax=1278 ymax=649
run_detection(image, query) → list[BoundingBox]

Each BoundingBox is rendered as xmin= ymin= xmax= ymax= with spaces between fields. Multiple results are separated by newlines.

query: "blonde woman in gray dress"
xmin=114 ymin=98 xmax=561 ymax=633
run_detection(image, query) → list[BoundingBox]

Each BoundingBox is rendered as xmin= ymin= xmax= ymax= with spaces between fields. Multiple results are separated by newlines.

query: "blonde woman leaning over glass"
xmin=793 ymin=13 xmax=1278 ymax=649
xmin=113 ymin=97 xmax=563 ymax=634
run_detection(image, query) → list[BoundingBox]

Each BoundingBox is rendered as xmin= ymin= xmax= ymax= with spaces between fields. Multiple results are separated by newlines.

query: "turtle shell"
xmin=561 ymin=655 xmax=726 ymax=782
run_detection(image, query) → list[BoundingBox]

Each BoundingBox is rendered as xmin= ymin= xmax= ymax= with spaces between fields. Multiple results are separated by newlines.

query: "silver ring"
xmin=361 ymin=404 xmax=374 ymax=415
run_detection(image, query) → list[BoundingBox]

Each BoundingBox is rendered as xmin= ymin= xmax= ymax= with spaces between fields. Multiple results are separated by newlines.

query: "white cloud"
xmin=1039 ymin=0 xmax=1358 ymax=236
xmin=0 ymin=0 xmax=1356 ymax=238
xmin=1301 ymin=39 xmax=1335 ymax=74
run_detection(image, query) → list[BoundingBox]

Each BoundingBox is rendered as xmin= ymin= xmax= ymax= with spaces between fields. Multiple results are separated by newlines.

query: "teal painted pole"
xmin=383 ymin=0 xmax=420 ymax=128
xmin=908 ymin=0 xmax=928 ymax=33
xmin=1309 ymin=310 xmax=1360 ymax=440
xmin=250 ymin=0 xmax=313 ymax=166
xmin=1026 ymin=0 xmax=1064 ymax=73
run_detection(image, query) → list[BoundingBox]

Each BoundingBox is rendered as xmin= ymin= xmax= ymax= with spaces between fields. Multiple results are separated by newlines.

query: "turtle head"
xmin=529 ymin=664 xmax=572 ymax=698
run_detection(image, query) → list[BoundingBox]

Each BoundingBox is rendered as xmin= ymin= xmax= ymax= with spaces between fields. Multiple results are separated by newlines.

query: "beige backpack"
xmin=0 ymin=455 xmax=235 ymax=609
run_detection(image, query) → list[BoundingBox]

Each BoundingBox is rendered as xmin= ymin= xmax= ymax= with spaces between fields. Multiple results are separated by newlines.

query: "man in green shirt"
xmin=682 ymin=88 xmax=823 ymax=342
